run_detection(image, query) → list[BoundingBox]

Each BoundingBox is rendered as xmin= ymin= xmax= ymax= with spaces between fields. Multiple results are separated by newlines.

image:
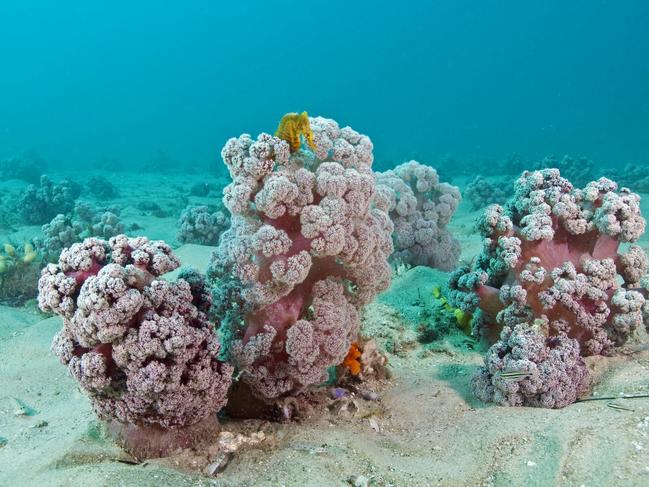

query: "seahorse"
xmin=275 ymin=111 xmax=315 ymax=152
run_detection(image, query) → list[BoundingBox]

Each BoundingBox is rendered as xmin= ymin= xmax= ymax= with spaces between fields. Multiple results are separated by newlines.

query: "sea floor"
xmin=2 ymin=171 xmax=649 ymax=486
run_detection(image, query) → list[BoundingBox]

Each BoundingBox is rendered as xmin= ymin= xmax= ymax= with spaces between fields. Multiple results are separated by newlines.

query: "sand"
xmin=2 ymin=171 xmax=649 ymax=486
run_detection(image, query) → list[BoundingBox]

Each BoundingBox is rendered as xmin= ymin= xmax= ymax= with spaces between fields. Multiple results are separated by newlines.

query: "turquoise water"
xmin=3 ymin=3 xmax=649 ymax=485
xmin=1 ymin=1 xmax=648 ymax=170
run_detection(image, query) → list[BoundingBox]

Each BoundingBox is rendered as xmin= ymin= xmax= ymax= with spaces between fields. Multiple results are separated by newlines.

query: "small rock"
xmin=205 ymin=431 xmax=266 ymax=476
xmin=348 ymin=475 xmax=370 ymax=487
xmin=527 ymin=460 xmax=537 ymax=467
xmin=329 ymin=387 xmax=348 ymax=399
xmin=12 ymin=398 xmax=37 ymax=417
xmin=359 ymin=389 xmax=379 ymax=402
xmin=218 ymin=431 xmax=265 ymax=454
xmin=204 ymin=452 xmax=233 ymax=475
xmin=0 ymin=437 xmax=7 ymax=448
xmin=328 ymin=398 xmax=359 ymax=416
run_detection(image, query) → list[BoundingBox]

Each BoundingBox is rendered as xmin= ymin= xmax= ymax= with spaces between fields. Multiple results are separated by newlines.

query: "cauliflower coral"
xmin=449 ymin=168 xmax=649 ymax=407
xmin=208 ymin=116 xmax=393 ymax=404
xmin=177 ymin=205 xmax=229 ymax=246
xmin=375 ymin=160 xmax=461 ymax=271
xmin=39 ymin=235 xmax=233 ymax=458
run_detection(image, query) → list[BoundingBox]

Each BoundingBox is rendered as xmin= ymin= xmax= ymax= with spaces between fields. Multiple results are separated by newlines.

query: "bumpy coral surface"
xmin=449 ymin=168 xmax=649 ymax=407
xmin=87 ymin=175 xmax=119 ymax=199
xmin=471 ymin=320 xmax=588 ymax=408
xmin=607 ymin=163 xmax=649 ymax=193
xmin=34 ymin=203 xmax=124 ymax=263
xmin=18 ymin=175 xmax=80 ymax=224
xmin=177 ymin=205 xmax=229 ymax=246
xmin=36 ymin=214 xmax=81 ymax=262
xmin=375 ymin=160 xmax=461 ymax=271
xmin=0 ymin=154 xmax=45 ymax=183
xmin=464 ymin=176 xmax=512 ymax=210
xmin=208 ymin=116 xmax=393 ymax=401
xmin=532 ymin=155 xmax=594 ymax=188
xmin=40 ymin=235 xmax=233 ymax=434
xmin=89 ymin=211 xmax=124 ymax=239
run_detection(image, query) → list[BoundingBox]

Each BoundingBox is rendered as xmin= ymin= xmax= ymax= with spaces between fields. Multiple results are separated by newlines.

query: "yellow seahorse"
xmin=275 ymin=111 xmax=315 ymax=152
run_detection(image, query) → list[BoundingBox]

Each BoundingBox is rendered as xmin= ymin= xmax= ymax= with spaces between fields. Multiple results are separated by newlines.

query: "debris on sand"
xmin=204 ymin=431 xmax=266 ymax=476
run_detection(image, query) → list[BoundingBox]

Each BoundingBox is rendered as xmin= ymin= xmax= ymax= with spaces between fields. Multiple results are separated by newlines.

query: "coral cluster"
xmin=0 ymin=195 xmax=19 ymax=232
xmin=87 ymin=175 xmax=119 ymax=199
xmin=35 ymin=214 xmax=81 ymax=263
xmin=436 ymin=153 xmax=594 ymax=185
xmin=177 ymin=205 xmax=229 ymax=246
xmin=470 ymin=318 xmax=589 ymax=408
xmin=606 ymin=163 xmax=649 ymax=193
xmin=464 ymin=176 xmax=512 ymax=210
xmin=18 ymin=175 xmax=81 ymax=224
xmin=34 ymin=202 xmax=124 ymax=262
xmin=531 ymin=155 xmax=594 ymax=188
xmin=190 ymin=182 xmax=212 ymax=197
xmin=495 ymin=153 xmax=530 ymax=176
xmin=136 ymin=200 xmax=167 ymax=218
xmin=449 ymin=169 xmax=649 ymax=407
xmin=208 ymin=115 xmax=393 ymax=403
xmin=0 ymin=154 xmax=45 ymax=184
xmin=375 ymin=160 xmax=461 ymax=271
xmin=39 ymin=235 xmax=233 ymax=457
xmin=89 ymin=210 xmax=124 ymax=239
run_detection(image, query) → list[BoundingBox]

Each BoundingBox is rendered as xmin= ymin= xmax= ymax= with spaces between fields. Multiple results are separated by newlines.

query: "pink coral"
xmin=449 ymin=169 xmax=649 ymax=407
xmin=209 ymin=116 xmax=393 ymax=403
xmin=375 ymin=160 xmax=461 ymax=271
xmin=40 ymin=235 xmax=232 ymax=457
xmin=471 ymin=320 xmax=588 ymax=408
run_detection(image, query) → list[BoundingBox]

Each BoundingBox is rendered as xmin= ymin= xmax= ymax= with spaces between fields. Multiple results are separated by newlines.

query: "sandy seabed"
xmin=2 ymin=171 xmax=649 ymax=486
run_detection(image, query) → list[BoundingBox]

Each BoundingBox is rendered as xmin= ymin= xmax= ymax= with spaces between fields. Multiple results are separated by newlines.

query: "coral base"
xmin=106 ymin=415 xmax=221 ymax=460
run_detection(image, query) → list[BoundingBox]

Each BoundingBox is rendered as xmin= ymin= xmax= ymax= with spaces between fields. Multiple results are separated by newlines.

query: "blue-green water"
xmin=2 ymin=3 xmax=649 ymax=485
xmin=1 ymin=0 xmax=648 ymax=171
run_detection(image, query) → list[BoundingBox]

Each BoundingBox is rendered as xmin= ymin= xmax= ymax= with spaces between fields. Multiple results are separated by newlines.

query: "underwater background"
xmin=1 ymin=0 xmax=648 ymax=171
xmin=3 ymin=2 xmax=649 ymax=486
